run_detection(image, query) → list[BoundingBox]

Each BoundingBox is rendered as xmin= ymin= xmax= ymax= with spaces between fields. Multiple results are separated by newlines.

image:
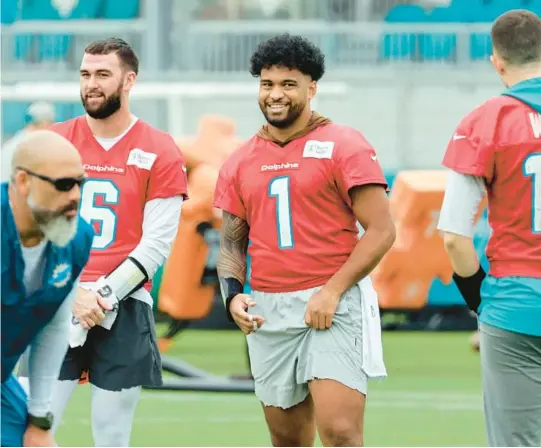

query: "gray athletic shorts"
xmin=247 ymin=283 xmax=368 ymax=409
xmin=480 ymin=322 xmax=541 ymax=447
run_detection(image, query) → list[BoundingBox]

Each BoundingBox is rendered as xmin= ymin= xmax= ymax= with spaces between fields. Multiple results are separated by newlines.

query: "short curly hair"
xmin=249 ymin=33 xmax=325 ymax=81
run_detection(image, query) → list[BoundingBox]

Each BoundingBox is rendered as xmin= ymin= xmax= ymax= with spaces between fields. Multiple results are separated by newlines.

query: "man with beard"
xmin=213 ymin=34 xmax=395 ymax=446
xmin=43 ymin=38 xmax=187 ymax=447
xmin=438 ymin=10 xmax=541 ymax=446
xmin=2 ymin=130 xmax=94 ymax=447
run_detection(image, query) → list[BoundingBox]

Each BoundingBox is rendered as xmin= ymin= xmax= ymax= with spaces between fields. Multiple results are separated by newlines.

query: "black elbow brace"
xmin=452 ymin=266 xmax=486 ymax=313
xmin=222 ymin=278 xmax=244 ymax=323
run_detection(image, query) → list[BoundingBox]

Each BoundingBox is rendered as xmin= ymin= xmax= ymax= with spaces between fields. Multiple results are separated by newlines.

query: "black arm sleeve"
xmin=221 ymin=277 xmax=244 ymax=323
xmin=452 ymin=266 xmax=486 ymax=313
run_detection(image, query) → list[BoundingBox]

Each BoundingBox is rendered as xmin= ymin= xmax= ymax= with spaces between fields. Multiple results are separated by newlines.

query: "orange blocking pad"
xmin=372 ymin=170 xmax=487 ymax=310
xmin=158 ymin=164 xmax=221 ymax=321
xmin=158 ymin=115 xmax=243 ymax=321
xmin=175 ymin=115 xmax=243 ymax=170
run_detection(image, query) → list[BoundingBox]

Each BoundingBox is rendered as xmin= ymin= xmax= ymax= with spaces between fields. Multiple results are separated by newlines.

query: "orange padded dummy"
xmin=175 ymin=115 xmax=243 ymax=170
xmin=158 ymin=163 xmax=220 ymax=321
xmin=158 ymin=116 xmax=243 ymax=324
xmin=372 ymin=170 xmax=487 ymax=310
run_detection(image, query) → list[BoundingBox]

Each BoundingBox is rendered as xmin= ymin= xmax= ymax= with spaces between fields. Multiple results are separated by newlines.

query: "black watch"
xmin=28 ymin=412 xmax=54 ymax=430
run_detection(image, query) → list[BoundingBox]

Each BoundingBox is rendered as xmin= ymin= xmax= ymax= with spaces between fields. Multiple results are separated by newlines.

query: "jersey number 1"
xmin=268 ymin=176 xmax=294 ymax=249
xmin=524 ymin=153 xmax=541 ymax=234
xmin=80 ymin=179 xmax=120 ymax=250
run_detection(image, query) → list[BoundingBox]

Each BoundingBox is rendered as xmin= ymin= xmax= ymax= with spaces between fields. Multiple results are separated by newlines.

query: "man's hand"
xmin=229 ymin=294 xmax=264 ymax=335
xmin=305 ymin=288 xmax=341 ymax=330
xmin=72 ymin=288 xmax=113 ymax=330
xmin=23 ymin=424 xmax=56 ymax=447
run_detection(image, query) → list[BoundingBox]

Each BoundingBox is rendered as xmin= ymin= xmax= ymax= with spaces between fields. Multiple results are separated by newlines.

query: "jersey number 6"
xmin=268 ymin=176 xmax=294 ymax=249
xmin=80 ymin=179 xmax=120 ymax=250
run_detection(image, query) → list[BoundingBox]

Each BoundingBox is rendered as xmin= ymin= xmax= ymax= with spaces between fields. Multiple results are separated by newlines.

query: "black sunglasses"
xmin=17 ymin=167 xmax=87 ymax=192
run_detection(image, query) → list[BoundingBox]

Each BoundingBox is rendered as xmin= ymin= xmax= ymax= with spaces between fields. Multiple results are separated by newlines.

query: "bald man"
xmin=1 ymin=130 xmax=95 ymax=447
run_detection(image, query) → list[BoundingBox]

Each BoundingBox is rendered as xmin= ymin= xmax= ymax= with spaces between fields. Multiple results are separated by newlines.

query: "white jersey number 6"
xmin=80 ymin=179 xmax=120 ymax=250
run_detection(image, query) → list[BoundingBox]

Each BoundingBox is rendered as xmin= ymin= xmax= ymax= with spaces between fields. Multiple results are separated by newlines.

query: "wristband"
xmin=452 ymin=266 xmax=486 ymax=313
xmin=28 ymin=412 xmax=54 ymax=431
xmin=103 ymin=256 xmax=149 ymax=301
xmin=221 ymin=277 xmax=243 ymax=323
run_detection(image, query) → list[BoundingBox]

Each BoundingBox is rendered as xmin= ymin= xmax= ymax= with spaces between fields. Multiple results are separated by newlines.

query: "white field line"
xmin=59 ymin=390 xmax=482 ymax=426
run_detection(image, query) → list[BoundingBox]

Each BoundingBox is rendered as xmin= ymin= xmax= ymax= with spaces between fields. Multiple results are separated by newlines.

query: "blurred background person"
xmin=2 ymin=101 xmax=55 ymax=182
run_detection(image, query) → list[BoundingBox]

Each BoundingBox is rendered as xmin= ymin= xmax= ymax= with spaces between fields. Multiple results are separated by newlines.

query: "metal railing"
xmin=1 ymin=20 xmax=494 ymax=81
xmin=173 ymin=21 xmax=493 ymax=72
xmin=184 ymin=0 xmax=440 ymax=21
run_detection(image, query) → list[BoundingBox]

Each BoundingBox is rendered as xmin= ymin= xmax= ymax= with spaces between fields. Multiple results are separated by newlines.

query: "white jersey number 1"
xmin=268 ymin=176 xmax=294 ymax=249
xmin=524 ymin=153 xmax=541 ymax=234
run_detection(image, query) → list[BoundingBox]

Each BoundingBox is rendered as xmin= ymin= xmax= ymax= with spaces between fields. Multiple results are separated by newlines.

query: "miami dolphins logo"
xmin=51 ymin=263 xmax=72 ymax=288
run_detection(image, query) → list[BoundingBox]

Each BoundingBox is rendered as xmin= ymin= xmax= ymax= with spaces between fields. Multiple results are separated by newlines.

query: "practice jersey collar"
xmin=257 ymin=111 xmax=332 ymax=147
xmin=502 ymin=76 xmax=541 ymax=114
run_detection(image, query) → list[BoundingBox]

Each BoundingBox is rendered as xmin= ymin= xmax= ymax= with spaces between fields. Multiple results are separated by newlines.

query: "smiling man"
xmin=30 ymin=38 xmax=188 ymax=447
xmin=213 ymin=33 xmax=395 ymax=446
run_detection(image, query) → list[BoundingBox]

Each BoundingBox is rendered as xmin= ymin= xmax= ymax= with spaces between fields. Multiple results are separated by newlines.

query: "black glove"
xmin=452 ymin=266 xmax=486 ymax=313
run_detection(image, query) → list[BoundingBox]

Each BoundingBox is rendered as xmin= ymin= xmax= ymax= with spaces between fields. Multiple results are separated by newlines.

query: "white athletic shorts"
xmin=247 ymin=283 xmax=368 ymax=409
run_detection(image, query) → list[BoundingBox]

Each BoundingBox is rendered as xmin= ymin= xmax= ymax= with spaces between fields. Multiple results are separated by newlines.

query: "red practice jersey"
xmin=213 ymin=124 xmax=388 ymax=293
xmin=443 ymin=95 xmax=541 ymax=278
xmin=52 ymin=116 xmax=188 ymax=287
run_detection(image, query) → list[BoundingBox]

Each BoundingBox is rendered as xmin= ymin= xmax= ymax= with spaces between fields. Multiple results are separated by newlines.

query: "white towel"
xmin=359 ymin=276 xmax=387 ymax=379
xmin=68 ymin=278 xmax=119 ymax=348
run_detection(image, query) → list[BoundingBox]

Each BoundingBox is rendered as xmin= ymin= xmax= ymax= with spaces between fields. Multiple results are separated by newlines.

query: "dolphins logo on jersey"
xmin=51 ymin=263 xmax=72 ymax=288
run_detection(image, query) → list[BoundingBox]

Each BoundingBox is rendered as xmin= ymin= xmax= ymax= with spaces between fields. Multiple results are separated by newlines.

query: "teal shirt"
xmin=479 ymin=276 xmax=541 ymax=336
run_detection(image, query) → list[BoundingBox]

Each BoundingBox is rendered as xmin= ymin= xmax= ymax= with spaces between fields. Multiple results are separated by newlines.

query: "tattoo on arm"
xmin=217 ymin=211 xmax=249 ymax=304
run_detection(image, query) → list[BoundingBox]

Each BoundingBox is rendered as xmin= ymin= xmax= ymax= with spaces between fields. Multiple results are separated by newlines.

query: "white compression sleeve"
xmin=437 ymin=171 xmax=486 ymax=238
xmin=91 ymin=386 xmax=141 ymax=446
xmin=100 ymin=196 xmax=183 ymax=301
xmin=129 ymin=196 xmax=183 ymax=279
xmin=27 ymin=282 xmax=77 ymax=416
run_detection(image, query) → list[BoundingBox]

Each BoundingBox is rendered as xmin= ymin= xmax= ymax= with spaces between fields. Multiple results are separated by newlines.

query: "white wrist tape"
xmin=99 ymin=257 xmax=148 ymax=301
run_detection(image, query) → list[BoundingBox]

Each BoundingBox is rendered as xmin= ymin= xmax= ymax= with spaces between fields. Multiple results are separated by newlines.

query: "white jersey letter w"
xmin=529 ymin=112 xmax=541 ymax=139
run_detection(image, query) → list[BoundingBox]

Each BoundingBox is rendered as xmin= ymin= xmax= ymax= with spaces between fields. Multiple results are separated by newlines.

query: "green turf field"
xmin=56 ymin=329 xmax=486 ymax=447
